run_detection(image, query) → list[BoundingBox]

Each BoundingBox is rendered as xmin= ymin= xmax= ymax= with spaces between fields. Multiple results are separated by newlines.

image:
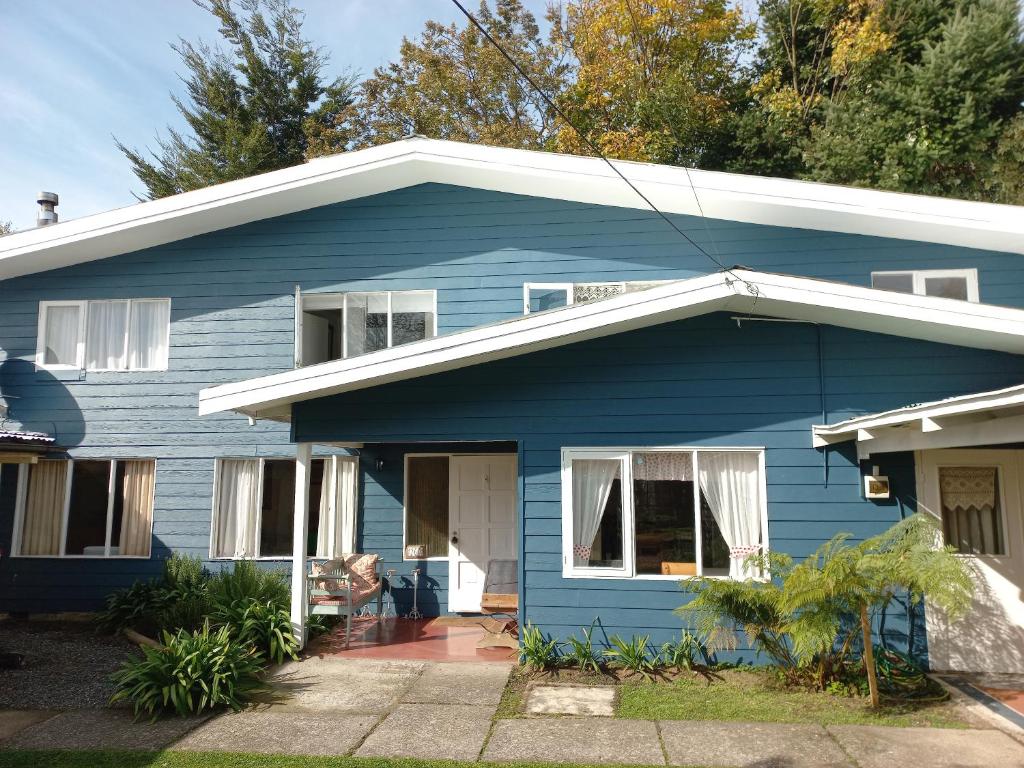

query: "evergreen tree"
xmin=117 ymin=0 xmax=355 ymax=199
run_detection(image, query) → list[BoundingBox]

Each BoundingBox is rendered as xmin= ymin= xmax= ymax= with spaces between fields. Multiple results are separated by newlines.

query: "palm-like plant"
xmin=782 ymin=514 xmax=973 ymax=707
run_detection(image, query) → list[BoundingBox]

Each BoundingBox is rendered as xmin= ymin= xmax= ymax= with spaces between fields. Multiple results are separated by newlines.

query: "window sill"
xmin=560 ymin=571 xmax=736 ymax=581
xmin=10 ymin=554 xmax=151 ymax=560
xmin=402 ymin=556 xmax=448 ymax=562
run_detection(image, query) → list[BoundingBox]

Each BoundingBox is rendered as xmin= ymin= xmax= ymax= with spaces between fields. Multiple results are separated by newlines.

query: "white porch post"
xmin=291 ymin=442 xmax=313 ymax=648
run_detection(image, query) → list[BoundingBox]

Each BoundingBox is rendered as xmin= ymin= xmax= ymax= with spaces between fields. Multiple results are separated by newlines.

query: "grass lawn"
xmin=617 ymin=669 xmax=968 ymax=728
xmin=0 ymin=752 xmax=682 ymax=768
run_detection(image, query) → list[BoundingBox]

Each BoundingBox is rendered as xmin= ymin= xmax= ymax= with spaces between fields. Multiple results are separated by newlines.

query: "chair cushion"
xmin=311 ymin=554 xmax=380 ymax=592
xmin=310 ymin=583 xmax=380 ymax=606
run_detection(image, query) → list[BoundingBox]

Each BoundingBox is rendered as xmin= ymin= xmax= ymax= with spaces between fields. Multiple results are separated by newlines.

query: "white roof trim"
xmin=4 ymin=137 xmax=1024 ymax=280
xmin=198 ymin=269 xmax=1024 ymax=421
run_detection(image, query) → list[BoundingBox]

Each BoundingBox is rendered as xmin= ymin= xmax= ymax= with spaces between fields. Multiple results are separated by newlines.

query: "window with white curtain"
xmin=13 ymin=458 xmax=156 ymax=558
xmin=561 ymin=448 xmax=767 ymax=580
xmin=36 ymin=299 xmax=171 ymax=371
xmin=211 ymin=456 xmax=358 ymax=559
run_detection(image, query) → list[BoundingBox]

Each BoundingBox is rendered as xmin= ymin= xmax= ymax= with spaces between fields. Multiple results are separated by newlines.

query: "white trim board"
xmin=3 ymin=137 xmax=1024 ymax=281
xmin=198 ymin=269 xmax=1024 ymax=421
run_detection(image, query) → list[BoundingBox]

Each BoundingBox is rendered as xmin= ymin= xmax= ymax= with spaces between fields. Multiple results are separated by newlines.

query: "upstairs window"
xmin=871 ymin=269 xmax=979 ymax=302
xmin=297 ymin=290 xmax=436 ymax=366
xmin=36 ymin=299 xmax=171 ymax=371
xmin=523 ymin=281 xmax=673 ymax=314
xmin=561 ymin=448 xmax=767 ymax=580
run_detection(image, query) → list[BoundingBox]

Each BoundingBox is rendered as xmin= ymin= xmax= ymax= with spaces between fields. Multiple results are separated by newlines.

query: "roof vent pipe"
xmin=36 ymin=192 xmax=58 ymax=227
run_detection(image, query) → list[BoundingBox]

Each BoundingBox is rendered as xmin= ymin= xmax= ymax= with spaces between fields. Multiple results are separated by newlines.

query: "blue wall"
xmin=293 ymin=314 xmax=1024 ymax=659
xmin=0 ymin=182 xmax=1022 ymax=615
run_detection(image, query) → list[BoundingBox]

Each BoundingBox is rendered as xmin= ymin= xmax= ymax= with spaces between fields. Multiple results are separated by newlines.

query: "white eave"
xmin=3 ymin=137 xmax=1024 ymax=280
xmin=813 ymin=382 xmax=1024 ymax=458
xmin=198 ymin=269 xmax=1024 ymax=422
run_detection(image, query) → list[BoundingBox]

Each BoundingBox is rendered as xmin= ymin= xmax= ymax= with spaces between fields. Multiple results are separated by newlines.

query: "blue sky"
xmin=0 ymin=1 xmax=552 ymax=231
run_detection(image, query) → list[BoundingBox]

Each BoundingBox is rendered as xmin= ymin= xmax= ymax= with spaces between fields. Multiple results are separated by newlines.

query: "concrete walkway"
xmin=1 ymin=657 xmax=1023 ymax=767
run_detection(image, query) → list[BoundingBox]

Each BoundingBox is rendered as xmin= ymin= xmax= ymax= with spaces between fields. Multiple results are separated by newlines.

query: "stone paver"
xmin=356 ymin=703 xmax=492 ymax=761
xmin=2 ymin=709 xmax=207 ymax=751
xmin=175 ymin=710 xmax=378 ymax=755
xmin=264 ymin=657 xmax=425 ymax=714
xmin=0 ymin=711 xmax=56 ymax=742
xmin=660 ymin=720 xmax=853 ymax=768
xmin=402 ymin=661 xmax=513 ymax=707
xmin=525 ymin=685 xmax=616 ymax=716
xmin=828 ymin=724 xmax=1024 ymax=768
xmin=484 ymin=717 xmax=664 ymax=765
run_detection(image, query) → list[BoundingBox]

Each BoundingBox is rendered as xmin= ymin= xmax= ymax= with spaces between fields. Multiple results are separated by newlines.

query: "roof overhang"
xmin=0 ymin=430 xmax=56 ymax=462
xmin=813 ymin=383 xmax=1024 ymax=459
xmin=3 ymin=137 xmax=1024 ymax=280
xmin=198 ymin=269 xmax=1024 ymax=422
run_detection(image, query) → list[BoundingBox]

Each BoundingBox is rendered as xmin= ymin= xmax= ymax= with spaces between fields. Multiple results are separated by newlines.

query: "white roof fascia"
xmin=3 ymin=138 xmax=1024 ymax=280
xmin=197 ymin=269 xmax=1024 ymax=420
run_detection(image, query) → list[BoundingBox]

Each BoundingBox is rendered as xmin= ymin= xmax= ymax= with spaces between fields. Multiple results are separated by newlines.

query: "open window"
xmin=871 ymin=269 xmax=979 ymax=302
xmin=296 ymin=290 xmax=437 ymax=366
xmin=13 ymin=458 xmax=156 ymax=558
xmin=561 ymin=448 xmax=767 ymax=579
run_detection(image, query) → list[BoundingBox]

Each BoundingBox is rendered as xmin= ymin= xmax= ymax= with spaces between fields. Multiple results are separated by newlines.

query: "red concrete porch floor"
xmin=981 ymin=686 xmax=1024 ymax=716
xmin=306 ymin=617 xmax=519 ymax=662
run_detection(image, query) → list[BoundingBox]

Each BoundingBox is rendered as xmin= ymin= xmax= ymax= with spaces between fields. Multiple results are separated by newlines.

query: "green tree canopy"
xmin=117 ymin=0 xmax=355 ymax=199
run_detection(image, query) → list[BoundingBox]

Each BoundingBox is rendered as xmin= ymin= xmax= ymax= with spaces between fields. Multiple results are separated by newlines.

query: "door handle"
xmin=451 ymin=533 xmax=458 ymax=545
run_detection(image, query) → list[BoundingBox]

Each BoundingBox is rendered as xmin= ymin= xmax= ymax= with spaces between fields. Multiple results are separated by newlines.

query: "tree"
xmin=350 ymin=0 xmax=569 ymax=150
xmin=117 ymin=0 xmax=355 ymax=199
xmin=803 ymin=0 xmax=1024 ymax=200
xmin=552 ymin=0 xmax=754 ymax=167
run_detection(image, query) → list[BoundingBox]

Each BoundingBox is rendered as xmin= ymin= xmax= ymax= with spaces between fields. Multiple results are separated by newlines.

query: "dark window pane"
xmin=66 ymin=460 xmax=110 ymax=555
xmin=924 ymin=276 xmax=969 ymax=301
xmin=259 ymin=459 xmax=325 ymax=558
xmin=392 ymin=313 xmax=427 ymax=346
xmin=406 ymin=456 xmax=449 ymax=558
xmin=110 ymin=461 xmax=127 ymax=551
xmin=365 ymin=312 xmax=388 ymax=352
xmin=302 ymin=308 xmax=342 ymax=365
xmin=528 ymin=288 xmax=568 ymax=313
xmin=391 ymin=292 xmax=434 ymax=346
xmin=592 ymin=479 xmax=623 ymax=567
xmin=307 ymin=460 xmax=325 ymax=557
xmin=634 ymin=479 xmax=695 ymax=575
xmin=700 ymin=494 xmax=731 ymax=573
xmin=872 ymin=273 xmax=914 ymax=293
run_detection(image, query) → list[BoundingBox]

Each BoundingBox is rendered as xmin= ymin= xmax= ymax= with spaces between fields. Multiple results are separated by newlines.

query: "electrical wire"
xmin=447 ymin=0 xmax=758 ymax=297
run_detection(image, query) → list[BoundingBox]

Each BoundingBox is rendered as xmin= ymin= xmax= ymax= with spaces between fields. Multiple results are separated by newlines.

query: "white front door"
xmin=918 ymin=449 xmax=1024 ymax=673
xmin=448 ymin=454 xmax=517 ymax=613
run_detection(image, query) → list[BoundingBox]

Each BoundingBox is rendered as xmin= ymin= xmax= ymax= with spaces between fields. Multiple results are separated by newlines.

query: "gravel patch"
xmin=0 ymin=620 xmax=137 ymax=709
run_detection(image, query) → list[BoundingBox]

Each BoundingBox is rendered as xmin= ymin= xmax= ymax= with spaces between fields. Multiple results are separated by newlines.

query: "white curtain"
xmin=698 ymin=452 xmax=762 ymax=579
xmin=119 ymin=460 xmax=156 ymax=557
xmin=86 ymin=300 xmax=129 ymax=370
xmin=44 ymin=305 xmax=81 ymax=366
xmin=315 ymin=457 xmax=358 ymax=557
xmin=571 ymin=458 xmax=620 ymax=566
xmin=213 ymin=459 xmax=260 ymax=558
xmin=20 ymin=460 xmax=67 ymax=556
xmin=129 ymin=300 xmax=170 ymax=370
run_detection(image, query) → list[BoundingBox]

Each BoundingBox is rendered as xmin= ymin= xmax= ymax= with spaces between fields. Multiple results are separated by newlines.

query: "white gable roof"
xmin=197 ymin=269 xmax=1024 ymax=421
xmin=3 ymin=137 xmax=1024 ymax=280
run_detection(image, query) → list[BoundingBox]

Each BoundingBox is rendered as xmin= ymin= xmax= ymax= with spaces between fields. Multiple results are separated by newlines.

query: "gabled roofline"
xmin=197 ymin=269 xmax=1024 ymax=421
xmin=4 ymin=137 xmax=1024 ymax=280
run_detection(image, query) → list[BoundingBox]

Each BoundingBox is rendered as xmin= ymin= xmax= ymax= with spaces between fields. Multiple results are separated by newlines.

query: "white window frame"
xmin=871 ymin=269 xmax=979 ymax=302
xmin=295 ymin=290 xmax=438 ymax=366
xmin=35 ymin=298 xmax=171 ymax=372
xmin=523 ymin=283 xmax=574 ymax=315
xmin=560 ymin=446 xmax=768 ymax=580
xmin=12 ymin=458 xmax=156 ymax=559
xmin=208 ymin=455 xmax=356 ymax=560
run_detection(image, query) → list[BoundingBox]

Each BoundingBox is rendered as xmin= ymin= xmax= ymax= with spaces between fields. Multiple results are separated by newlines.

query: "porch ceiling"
xmin=198 ymin=269 xmax=1024 ymax=423
xmin=813 ymin=382 xmax=1024 ymax=458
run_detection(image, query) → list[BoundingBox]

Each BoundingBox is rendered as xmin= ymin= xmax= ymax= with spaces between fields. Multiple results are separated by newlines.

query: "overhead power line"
xmin=447 ymin=0 xmax=758 ymax=296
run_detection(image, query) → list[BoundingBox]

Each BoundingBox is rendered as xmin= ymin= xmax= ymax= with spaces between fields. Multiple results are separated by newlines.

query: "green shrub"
xmin=562 ymin=621 xmax=604 ymax=673
xmin=519 ymin=623 xmax=560 ymax=671
xmin=208 ymin=560 xmax=289 ymax=609
xmin=163 ymin=552 xmax=209 ymax=597
xmin=659 ymin=631 xmax=707 ymax=671
xmin=213 ymin=598 xmax=299 ymax=665
xmin=606 ymin=634 xmax=656 ymax=678
xmin=96 ymin=580 xmax=174 ymax=635
xmin=158 ymin=593 xmax=211 ymax=634
xmin=111 ymin=622 xmax=266 ymax=719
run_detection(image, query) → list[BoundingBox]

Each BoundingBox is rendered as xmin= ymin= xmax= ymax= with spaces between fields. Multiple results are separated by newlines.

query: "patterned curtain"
xmin=939 ymin=466 xmax=1002 ymax=555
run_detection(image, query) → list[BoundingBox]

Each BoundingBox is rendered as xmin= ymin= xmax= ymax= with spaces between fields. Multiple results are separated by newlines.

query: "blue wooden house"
xmin=2 ymin=137 xmax=1023 ymax=673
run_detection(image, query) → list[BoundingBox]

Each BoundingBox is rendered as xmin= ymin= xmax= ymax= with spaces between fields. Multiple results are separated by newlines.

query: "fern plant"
xmin=213 ymin=598 xmax=299 ymax=665
xmin=519 ymin=623 xmax=560 ymax=671
xmin=111 ymin=622 xmax=266 ymax=719
xmin=562 ymin=621 xmax=604 ymax=673
xmin=606 ymin=634 xmax=656 ymax=678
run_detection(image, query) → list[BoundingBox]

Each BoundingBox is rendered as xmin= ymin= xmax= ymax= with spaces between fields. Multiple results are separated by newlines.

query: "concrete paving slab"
xmin=2 ymin=709 xmax=208 ymax=751
xmin=828 ymin=724 xmax=1024 ymax=768
xmin=660 ymin=720 xmax=853 ymax=768
xmin=356 ymin=703 xmax=492 ymax=761
xmin=401 ymin=661 xmax=513 ymax=707
xmin=175 ymin=710 xmax=378 ymax=755
xmin=484 ymin=717 xmax=664 ymax=765
xmin=525 ymin=685 xmax=616 ymax=716
xmin=0 ymin=711 xmax=57 ymax=742
xmin=264 ymin=657 xmax=425 ymax=714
